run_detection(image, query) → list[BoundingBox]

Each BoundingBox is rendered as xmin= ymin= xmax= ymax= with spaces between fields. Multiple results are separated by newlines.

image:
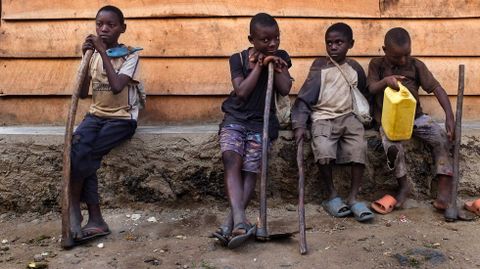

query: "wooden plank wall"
xmin=1 ymin=0 xmax=479 ymax=125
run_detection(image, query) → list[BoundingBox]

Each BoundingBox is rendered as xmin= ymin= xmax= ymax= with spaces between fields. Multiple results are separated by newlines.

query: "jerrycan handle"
xmin=397 ymin=82 xmax=409 ymax=97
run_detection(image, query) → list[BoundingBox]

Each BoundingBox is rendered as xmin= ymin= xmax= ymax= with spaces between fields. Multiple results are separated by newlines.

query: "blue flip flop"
xmin=350 ymin=202 xmax=375 ymax=222
xmin=74 ymin=226 xmax=111 ymax=245
xmin=322 ymin=197 xmax=352 ymax=217
xmin=227 ymin=223 xmax=256 ymax=249
xmin=211 ymin=224 xmax=231 ymax=246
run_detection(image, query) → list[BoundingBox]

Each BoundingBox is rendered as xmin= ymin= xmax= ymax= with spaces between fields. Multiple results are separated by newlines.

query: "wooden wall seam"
xmin=3 ymin=0 xmax=480 ymax=20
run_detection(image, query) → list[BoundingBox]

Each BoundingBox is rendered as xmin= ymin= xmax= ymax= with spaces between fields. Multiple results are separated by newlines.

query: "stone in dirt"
xmin=27 ymin=262 xmax=48 ymax=269
xmin=395 ymin=247 xmax=447 ymax=267
xmin=33 ymin=254 xmax=44 ymax=262
xmin=147 ymin=217 xmax=158 ymax=223
xmin=144 ymin=257 xmax=162 ymax=266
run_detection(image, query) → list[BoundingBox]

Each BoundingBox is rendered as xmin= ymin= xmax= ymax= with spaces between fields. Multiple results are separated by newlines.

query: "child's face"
xmin=95 ymin=11 xmax=126 ymax=47
xmin=325 ymin=31 xmax=353 ymax=63
xmin=248 ymin=25 xmax=280 ymax=55
xmin=383 ymin=43 xmax=411 ymax=67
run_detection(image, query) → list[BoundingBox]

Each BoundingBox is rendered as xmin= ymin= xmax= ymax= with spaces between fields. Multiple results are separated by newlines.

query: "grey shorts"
xmin=380 ymin=114 xmax=453 ymax=178
xmin=219 ymin=124 xmax=265 ymax=173
xmin=310 ymin=113 xmax=366 ymax=165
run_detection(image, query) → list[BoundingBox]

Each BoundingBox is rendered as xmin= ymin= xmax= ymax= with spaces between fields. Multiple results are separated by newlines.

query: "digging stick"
xmin=297 ymin=138 xmax=307 ymax=254
xmin=61 ymin=50 xmax=94 ymax=249
xmin=445 ymin=64 xmax=464 ymax=221
xmin=257 ymin=62 xmax=274 ymax=239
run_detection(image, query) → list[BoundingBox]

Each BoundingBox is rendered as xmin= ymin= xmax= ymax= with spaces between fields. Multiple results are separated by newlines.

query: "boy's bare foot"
xmin=395 ymin=176 xmax=411 ymax=208
xmin=69 ymin=205 xmax=83 ymax=240
xmin=432 ymin=199 xmax=448 ymax=210
xmin=395 ymin=183 xmax=411 ymax=208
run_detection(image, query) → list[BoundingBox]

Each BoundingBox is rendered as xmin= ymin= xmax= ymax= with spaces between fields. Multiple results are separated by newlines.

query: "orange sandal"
xmin=464 ymin=199 xmax=480 ymax=216
xmin=371 ymin=194 xmax=397 ymax=214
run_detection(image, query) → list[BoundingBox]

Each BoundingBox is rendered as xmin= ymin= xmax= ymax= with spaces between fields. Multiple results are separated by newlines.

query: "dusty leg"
xmin=347 ymin=163 xmax=364 ymax=205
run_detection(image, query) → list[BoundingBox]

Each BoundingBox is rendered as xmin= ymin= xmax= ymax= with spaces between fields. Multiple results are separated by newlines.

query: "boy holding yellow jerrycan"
xmin=367 ymin=27 xmax=467 ymax=220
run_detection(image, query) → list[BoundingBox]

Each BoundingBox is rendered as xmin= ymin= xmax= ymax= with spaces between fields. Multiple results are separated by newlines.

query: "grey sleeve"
xmin=291 ymin=59 xmax=324 ymax=130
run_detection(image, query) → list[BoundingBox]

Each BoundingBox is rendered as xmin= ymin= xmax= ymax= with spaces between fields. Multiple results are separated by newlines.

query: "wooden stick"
xmin=257 ymin=62 xmax=274 ymax=239
xmin=297 ymin=138 xmax=307 ymax=254
xmin=445 ymin=64 xmax=464 ymax=221
xmin=61 ymin=50 xmax=93 ymax=249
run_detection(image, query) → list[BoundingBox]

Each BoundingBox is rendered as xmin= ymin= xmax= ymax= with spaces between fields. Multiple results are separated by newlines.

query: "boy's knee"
xmin=222 ymin=151 xmax=242 ymax=170
xmin=386 ymin=146 xmax=400 ymax=169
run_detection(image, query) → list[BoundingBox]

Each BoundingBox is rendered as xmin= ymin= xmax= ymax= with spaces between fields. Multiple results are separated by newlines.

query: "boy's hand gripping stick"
xmin=61 ymin=50 xmax=94 ymax=249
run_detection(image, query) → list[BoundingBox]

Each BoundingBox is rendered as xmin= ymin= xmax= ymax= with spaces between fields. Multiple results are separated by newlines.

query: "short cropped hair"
xmin=97 ymin=5 xmax=125 ymax=25
xmin=250 ymin=13 xmax=278 ymax=35
xmin=325 ymin=23 xmax=353 ymax=41
xmin=384 ymin=27 xmax=411 ymax=47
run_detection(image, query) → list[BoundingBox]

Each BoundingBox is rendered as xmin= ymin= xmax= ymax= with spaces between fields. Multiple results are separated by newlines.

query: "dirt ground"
xmin=1 ymin=199 xmax=479 ymax=269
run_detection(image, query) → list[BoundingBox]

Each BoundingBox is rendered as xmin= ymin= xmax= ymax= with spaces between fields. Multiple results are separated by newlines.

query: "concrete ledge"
xmin=1 ymin=124 xmax=480 ymax=213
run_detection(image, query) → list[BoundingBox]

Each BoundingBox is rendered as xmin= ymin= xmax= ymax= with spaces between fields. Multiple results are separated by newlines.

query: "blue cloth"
xmin=106 ymin=46 xmax=143 ymax=58
xmin=71 ymin=114 xmax=137 ymax=204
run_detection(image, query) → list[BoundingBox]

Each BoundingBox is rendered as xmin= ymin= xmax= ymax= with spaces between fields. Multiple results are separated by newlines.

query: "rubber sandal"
xmin=350 ymin=202 xmax=375 ymax=222
xmin=74 ymin=226 xmax=111 ymax=244
xmin=321 ymin=197 xmax=351 ymax=217
xmin=464 ymin=199 xmax=480 ymax=216
xmin=211 ymin=225 xmax=231 ymax=246
xmin=227 ymin=223 xmax=256 ymax=249
xmin=371 ymin=194 xmax=397 ymax=214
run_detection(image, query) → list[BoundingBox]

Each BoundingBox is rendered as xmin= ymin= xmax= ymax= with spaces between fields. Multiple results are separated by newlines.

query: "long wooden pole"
xmin=297 ymin=138 xmax=307 ymax=254
xmin=257 ymin=62 xmax=274 ymax=239
xmin=445 ymin=64 xmax=464 ymax=221
xmin=61 ymin=50 xmax=93 ymax=249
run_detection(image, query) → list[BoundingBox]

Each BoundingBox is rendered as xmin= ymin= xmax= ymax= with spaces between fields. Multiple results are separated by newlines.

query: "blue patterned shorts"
xmin=219 ymin=124 xmax=266 ymax=173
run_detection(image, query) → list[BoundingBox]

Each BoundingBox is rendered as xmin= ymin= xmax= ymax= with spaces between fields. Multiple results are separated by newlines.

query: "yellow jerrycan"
xmin=381 ymin=82 xmax=417 ymax=141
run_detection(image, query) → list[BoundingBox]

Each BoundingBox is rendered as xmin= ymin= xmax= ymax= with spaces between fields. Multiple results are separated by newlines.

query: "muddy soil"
xmin=0 ymin=200 xmax=479 ymax=269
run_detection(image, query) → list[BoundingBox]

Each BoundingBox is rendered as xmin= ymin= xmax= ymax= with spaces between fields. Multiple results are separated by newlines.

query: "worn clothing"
xmin=366 ymin=57 xmax=440 ymax=124
xmin=88 ymin=45 xmax=142 ymax=120
xmin=380 ymin=114 xmax=453 ymax=178
xmin=311 ymin=61 xmax=360 ymax=120
xmin=219 ymin=124 xmax=266 ymax=173
xmin=311 ymin=113 xmax=366 ymax=165
xmin=291 ymin=57 xmax=367 ymax=130
xmin=220 ymin=48 xmax=292 ymax=140
xmin=71 ymin=114 xmax=137 ymax=204
xmin=291 ymin=57 xmax=367 ymax=165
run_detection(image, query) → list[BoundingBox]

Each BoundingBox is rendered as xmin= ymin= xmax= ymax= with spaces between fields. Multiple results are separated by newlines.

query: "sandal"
xmin=211 ymin=225 xmax=231 ymax=246
xmin=350 ymin=202 xmax=375 ymax=222
xmin=74 ymin=226 xmax=111 ymax=245
xmin=371 ymin=194 xmax=397 ymax=214
xmin=321 ymin=197 xmax=351 ymax=217
xmin=464 ymin=199 xmax=480 ymax=216
xmin=227 ymin=223 xmax=256 ymax=249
